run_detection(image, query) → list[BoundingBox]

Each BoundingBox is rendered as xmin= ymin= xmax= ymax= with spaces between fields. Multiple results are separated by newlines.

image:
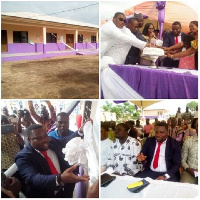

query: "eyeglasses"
xmin=118 ymin=17 xmax=126 ymax=23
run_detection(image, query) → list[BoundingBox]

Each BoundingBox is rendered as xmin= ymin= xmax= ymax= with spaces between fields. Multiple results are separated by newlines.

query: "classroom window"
xmin=13 ymin=31 xmax=28 ymax=43
xmin=78 ymin=35 xmax=83 ymax=43
xmin=91 ymin=35 xmax=96 ymax=42
xmin=46 ymin=33 xmax=57 ymax=43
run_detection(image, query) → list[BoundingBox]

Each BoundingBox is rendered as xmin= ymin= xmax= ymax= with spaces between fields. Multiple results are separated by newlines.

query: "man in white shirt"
xmin=101 ymin=12 xmax=149 ymax=65
xmin=136 ymin=122 xmax=181 ymax=182
xmin=106 ymin=123 xmax=142 ymax=176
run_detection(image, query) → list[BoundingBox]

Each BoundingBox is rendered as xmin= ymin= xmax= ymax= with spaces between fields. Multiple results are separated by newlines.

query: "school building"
xmin=1 ymin=12 xmax=99 ymax=54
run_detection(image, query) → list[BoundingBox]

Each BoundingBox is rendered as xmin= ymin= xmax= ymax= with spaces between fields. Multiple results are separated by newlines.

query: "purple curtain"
xmin=156 ymin=1 xmax=166 ymax=39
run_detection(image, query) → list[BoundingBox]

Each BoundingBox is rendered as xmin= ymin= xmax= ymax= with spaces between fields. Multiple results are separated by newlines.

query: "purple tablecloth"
xmin=110 ymin=65 xmax=198 ymax=99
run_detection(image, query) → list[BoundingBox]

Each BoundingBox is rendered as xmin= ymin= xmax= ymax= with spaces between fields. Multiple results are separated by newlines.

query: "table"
xmin=101 ymin=175 xmax=198 ymax=198
xmin=110 ymin=65 xmax=198 ymax=99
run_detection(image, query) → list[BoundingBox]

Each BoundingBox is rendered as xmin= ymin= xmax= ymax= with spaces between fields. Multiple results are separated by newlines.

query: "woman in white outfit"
xmin=101 ymin=12 xmax=150 ymax=99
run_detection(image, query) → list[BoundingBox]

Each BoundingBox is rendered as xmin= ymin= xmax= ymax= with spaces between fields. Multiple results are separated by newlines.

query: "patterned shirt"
xmin=107 ymin=136 xmax=141 ymax=175
xmin=168 ymin=126 xmax=184 ymax=141
xmin=181 ymin=135 xmax=198 ymax=170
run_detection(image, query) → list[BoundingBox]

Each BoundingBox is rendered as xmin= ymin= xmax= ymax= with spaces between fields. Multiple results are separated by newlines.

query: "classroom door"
xmin=1 ymin=30 xmax=8 ymax=52
xmin=66 ymin=34 xmax=74 ymax=49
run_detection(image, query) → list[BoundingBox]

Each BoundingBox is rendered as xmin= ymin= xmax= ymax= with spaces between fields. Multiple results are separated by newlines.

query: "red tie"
xmin=41 ymin=151 xmax=58 ymax=174
xmin=153 ymin=142 xmax=162 ymax=169
xmin=175 ymin=36 xmax=178 ymax=44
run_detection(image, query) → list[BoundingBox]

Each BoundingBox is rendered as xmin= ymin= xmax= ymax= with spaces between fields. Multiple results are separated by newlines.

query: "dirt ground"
xmin=1 ymin=55 xmax=99 ymax=99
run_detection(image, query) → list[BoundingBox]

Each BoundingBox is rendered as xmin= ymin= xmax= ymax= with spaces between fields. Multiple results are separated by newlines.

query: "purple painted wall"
xmin=45 ymin=43 xmax=66 ymax=51
xmin=75 ymin=43 xmax=98 ymax=50
xmin=5 ymin=42 xmax=98 ymax=54
xmin=35 ymin=43 xmax=43 ymax=52
xmin=8 ymin=43 xmax=36 ymax=53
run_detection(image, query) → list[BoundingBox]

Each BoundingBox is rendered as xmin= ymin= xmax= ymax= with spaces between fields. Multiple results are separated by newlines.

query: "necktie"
xmin=41 ymin=151 xmax=58 ymax=174
xmin=175 ymin=36 xmax=178 ymax=44
xmin=153 ymin=142 xmax=162 ymax=169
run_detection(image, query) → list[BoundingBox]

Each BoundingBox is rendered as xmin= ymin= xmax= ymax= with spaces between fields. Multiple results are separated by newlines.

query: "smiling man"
xmin=136 ymin=121 xmax=181 ymax=182
xmin=48 ymin=112 xmax=83 ymax=139
xmin=15 ymin=124 xmax=89 ymax=198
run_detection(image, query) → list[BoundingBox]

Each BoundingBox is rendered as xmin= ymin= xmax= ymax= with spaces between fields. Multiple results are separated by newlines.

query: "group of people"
xmin=100 ymin=12 xmax=198 ymax=99
xmin=101 ymin=107 xmax=198 ymax=184
xmin=1 ymin=103 xmax=99 ymax=198
xmin=101 ymin=12 xmax=198 ymax=69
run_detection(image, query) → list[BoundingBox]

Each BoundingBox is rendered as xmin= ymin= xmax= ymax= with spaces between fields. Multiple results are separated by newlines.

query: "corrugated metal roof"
xmin=1 ymin=12 xmax=99 ymax=28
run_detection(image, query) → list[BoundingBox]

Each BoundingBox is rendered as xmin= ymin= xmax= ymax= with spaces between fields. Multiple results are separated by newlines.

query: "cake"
xmin=142 ymin=47 xmax=164 ymax=56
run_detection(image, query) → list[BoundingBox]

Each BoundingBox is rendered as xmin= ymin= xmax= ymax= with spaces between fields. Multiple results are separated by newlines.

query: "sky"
xmin=100 ymin=0 xmax=199 ymax=20
xmin=1 ymin=1 xmax=99 ymax=25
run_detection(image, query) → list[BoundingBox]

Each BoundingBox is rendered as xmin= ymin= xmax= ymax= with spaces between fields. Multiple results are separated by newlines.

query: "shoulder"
xmin=48 ymin=130 xmax=57 ymax=136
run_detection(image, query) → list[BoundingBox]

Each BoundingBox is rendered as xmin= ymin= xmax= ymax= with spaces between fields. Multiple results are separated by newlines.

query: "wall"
xmin=1 ymin=23 xmax=98 ymax=53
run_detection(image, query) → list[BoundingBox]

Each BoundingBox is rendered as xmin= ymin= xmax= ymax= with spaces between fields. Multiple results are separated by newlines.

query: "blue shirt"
xmin=48 ymin=129 xmax=75 ymax=139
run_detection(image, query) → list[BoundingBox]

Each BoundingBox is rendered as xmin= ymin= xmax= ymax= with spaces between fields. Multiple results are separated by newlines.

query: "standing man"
xmin=136 ymin=122 xmax=181 ymax=182
xmin=182 ymin=107 xmax=193 ymax=123
xmin=101 ymin=12 xmax=149 ymax=65
xmin=15 ymin=124 xmax=89 ymax=198
xmin=125 ymin=18 xmax=146 ymax=65
xmin=143 ymin=118 xmax=154 ymax=138
xmin=162 ymin=21 xmax=186 ymax=67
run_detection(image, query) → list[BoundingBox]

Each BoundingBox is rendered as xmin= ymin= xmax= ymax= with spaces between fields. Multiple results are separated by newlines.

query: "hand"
xmin=186 ymin=168 xmax=195 ymax=177
xmin=137 ymin=153 xmax=147 ymax=162
xmin=86 ymin=180 xmax=99 ymax=198
xmin=4 ymin=177 xmax=21 ymax=197
xmin=61 ymin=165 xmax=90 ymax=183
xmin=156 ymin=176 xmax=166 ymax=180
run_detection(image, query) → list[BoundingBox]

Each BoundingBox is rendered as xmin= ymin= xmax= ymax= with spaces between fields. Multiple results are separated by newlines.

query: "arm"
xmin=15 ymin=152 xmax=57 ymax=191
xmin=130 ymin=140 xmax=142 ymax=174
xmin=45 ymin=101 xmax=56 ymax=123
xmin=28 ymin=101 xmax=42 ymax=123
xmin=167 ymin=46 xmax=197 ymax=59
xmin=164 ymin=41 xmax=184 ymax=51
xmin=166 ymin=139 xmax=181 ymax=178
xmin=181 ymin=139 xmax=195 ymax=176
xmin=102 ymin=21 xmax=147 ymax=50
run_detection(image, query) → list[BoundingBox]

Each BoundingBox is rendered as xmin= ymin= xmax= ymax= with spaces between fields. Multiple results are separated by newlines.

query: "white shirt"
xmin=101 ymin=21 xmax=146 ymax=64
xmin=150 ymin=140 xmax=167 ymax=172
xmin=36 ymin=149 xmax=61 ymax=173
xmin=101 ymin=138 xmax=113 ymax=169
xmin=107 ymin=136 xmax=142 ymax=175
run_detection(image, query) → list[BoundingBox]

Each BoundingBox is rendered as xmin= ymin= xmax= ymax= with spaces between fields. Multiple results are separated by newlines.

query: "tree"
xmin=186 ymin=101 xmax=198 ymax=112
xmin=102 ymin=101 xmax=141 ymax=121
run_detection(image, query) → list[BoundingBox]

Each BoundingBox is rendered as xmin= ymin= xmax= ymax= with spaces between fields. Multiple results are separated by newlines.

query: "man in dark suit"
xmin=125 ymin=18 xmax=146 ymax=65
xmin=162 ymin=21 xmax=187 ymax=68
xmin=15 ymin=124 xmax=89 ymax=198
xmin=136 ymin=121 xmax=181 ymax=182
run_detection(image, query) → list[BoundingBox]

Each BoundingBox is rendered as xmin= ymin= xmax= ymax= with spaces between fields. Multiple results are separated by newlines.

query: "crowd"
xmin=101 ymin=106 xmax=198 ymax=185
xmin=1 ymin=102 xmax=99 ymax=198
xmin=101 ymin=12 xmax=198 ymax=70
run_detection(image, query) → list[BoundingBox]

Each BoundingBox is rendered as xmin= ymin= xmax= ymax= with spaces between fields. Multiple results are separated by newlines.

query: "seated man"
xmin=15 ymin=124 xmax=89 ymax=198
xmin=136 ymin=122 xmax=181 ymax=182
xmin=106 ymin=123 xmax=142 ymax=176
